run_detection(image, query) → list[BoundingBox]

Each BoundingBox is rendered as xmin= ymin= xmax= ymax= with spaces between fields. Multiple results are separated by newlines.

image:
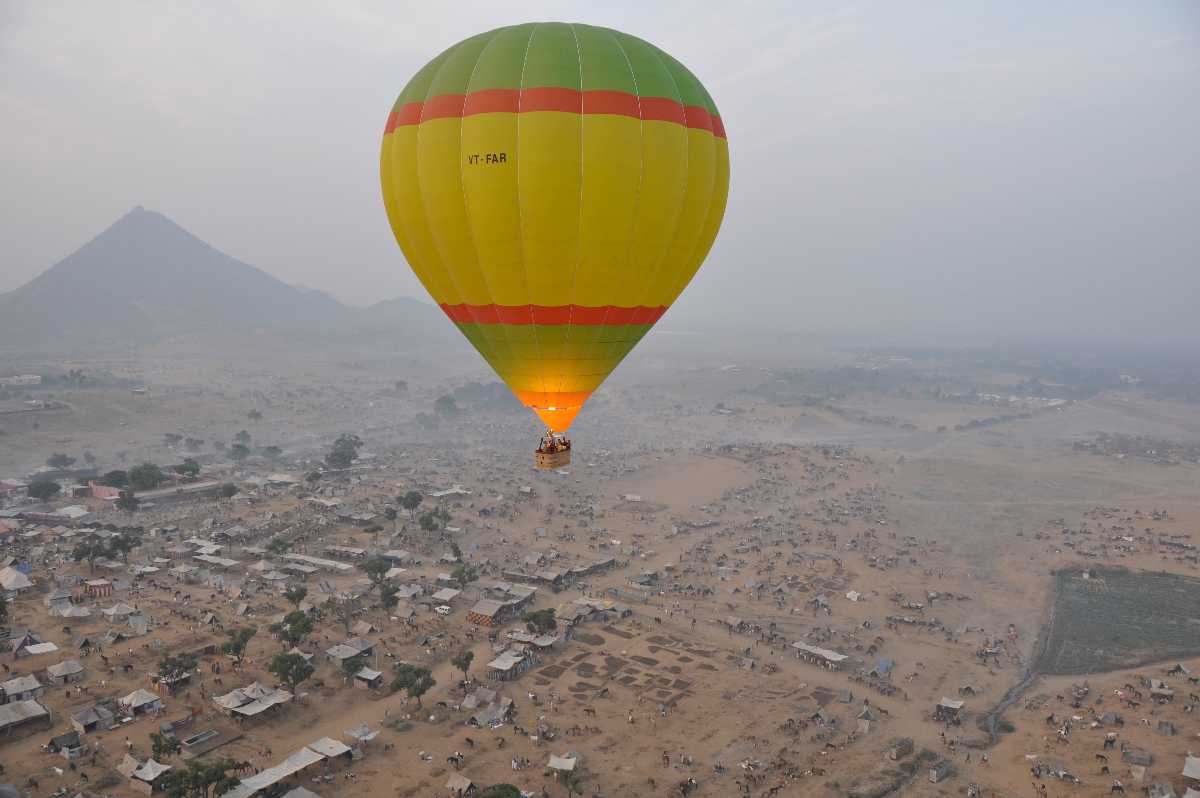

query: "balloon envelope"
xmin=381 ymin=22 xmax=729 ymax=432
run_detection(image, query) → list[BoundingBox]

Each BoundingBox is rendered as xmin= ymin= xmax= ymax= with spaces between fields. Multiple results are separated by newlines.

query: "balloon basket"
xmin=534 ymin=448 xmax=572 ymax=470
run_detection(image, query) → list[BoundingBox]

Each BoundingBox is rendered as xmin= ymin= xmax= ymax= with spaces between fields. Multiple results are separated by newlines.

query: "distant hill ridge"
xmin=0 ymin=207 xmax=447 ymax=348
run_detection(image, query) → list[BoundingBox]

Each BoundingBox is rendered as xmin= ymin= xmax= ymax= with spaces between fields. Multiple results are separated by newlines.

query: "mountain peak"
xmin=0 ymin=208 xmax=349 ymax=348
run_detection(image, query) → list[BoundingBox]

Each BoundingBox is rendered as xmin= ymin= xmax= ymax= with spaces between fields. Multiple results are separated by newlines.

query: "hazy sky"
xmin=2 ymin=1 xmax=1198 ymax=342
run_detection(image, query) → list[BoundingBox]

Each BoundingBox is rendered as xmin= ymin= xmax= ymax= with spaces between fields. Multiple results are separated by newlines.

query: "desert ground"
xmin=3 ymin=334 xmax=1200 ymax=798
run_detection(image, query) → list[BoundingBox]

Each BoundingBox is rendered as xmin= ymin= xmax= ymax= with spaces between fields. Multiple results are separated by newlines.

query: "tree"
xmin=222 ymin=627 xmax=256 ymax=666
xmin=115 ymin=493 xmax=140 ymax=513
xmin=400 ymin=490 xmax=423 ymax=519
xmin=266 ymin=538 xmax=291 ymax=556
xmin=108 ymin=531 xmax=141 ymax=563
xmin=419 ymin=512 xmax=440 ymax=533
xmin=391 ymin=663 xmax=435 ymax=706
xmin=268 ymin=652 xmax=314 ymax=694
xmin=102 ymin=469 xmax=129 ymax=488
xmin=157 ymin=653 xmax=198 ymax=684
xmin=305 ymin=470 xmax=322 ymax=484
xmin=247 ymin=409 xmax=263 ymax=422
xmin=450 ymin=541 xmax=463 ymax=561
xmin=283 ymin=585 xmax=307 ymax=609
xmin=27 ymin=480 xmax=61 ymax=501
xmin=433 ymin=394 xmax=459 ymax=416
xmin=333 ymin=595 xmax=361 ymax=633
xmin=234 ymin=430 xmax=251 ymax=445
xmin=173 ymin=458 xmax=201 ymax=478
xmin=325 ymin=433 xmax=363 ymax=469
xmin=229 ymin=443 xmax=250 ymax=462
xmin=557 ymin=768 xmax=584 ymax=798
xmin=394 ymin=380 xmax=408 ymax=393
xmin=129 ymin=462 xmax=166 ymax=491
xmin=151 ymin=731 xmax=182 ymax=761
xmin=341 ymin=655 xmax=363 ymax=683
xmin=451 ymin=650 xmax=474 ymax=681
xmin=163 ymin=433 xmax=183 ymax=448
xmin=82 ymin=450 xmax=97 ymax=466
xmin=357 ymin=556 xmax=391 ymax=593
xmin=380 ymin=583 xmax=399 ymax=610
xmin=184 ymin=437 xmax=205 ymax=453
xmin=384 ymin=507 xmax=398 ymax=532
xmin=0 ymin=594 xmax=8 ymax=626
xmin=158 ymin=758 xmax=240 ymax=798
xmin=523 ymin=608 xmax=557 ymax=634
xmin=479 ymin=786 xmax=522 ymax=798
xmin=219 ymin=483 xmax=239 ymax=498
xmin=260 ymin=445 xmax=282 ymax=462
xmin=451 ymin=563 xmax=478 ymax=588
xmin=72 ymin=533 xmax=110 ymax=573
xmin=47 ymin=453 xmax=76 ymax=469
xmin=270 ymin=610 xmax=313 ymax=648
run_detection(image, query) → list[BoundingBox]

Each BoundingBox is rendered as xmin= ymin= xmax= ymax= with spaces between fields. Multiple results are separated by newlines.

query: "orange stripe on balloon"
xmin=441 ymin=303 xmax=667 ymax=325
xmin=386 ymin=88 xmax=726 ymax=138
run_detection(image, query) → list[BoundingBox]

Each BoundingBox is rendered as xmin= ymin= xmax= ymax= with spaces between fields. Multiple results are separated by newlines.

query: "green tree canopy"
xmin=222 ymin=627 xmax=256 ymax=665
xmin=28 ymin=480 xmax=61 ymax=501
xmin=451 ymin=649 xmax=474 ymax=680
xmin=391 ymin=663 xmax=435 ymax=706
xmin=523 ymin=608 xmax=557 ymax=635
xmin=229 ymin=443 xmax=251 ymax=462
xmin=219 ymin=483 xmax=238 ymax=498
xmin=47 ymin=452 xmax=76 ymax=469
xmin=158 ymin=757 xmax=240 ymax=798
xmin=433 ymin=394 xmax=459 ymax=416
xmin=266 ymin=538 xmax=291 ymax=556
xmin=283 ymin=585 xmax=307 ymax=608
xmin=479 ymin=786 xmax=523 ymax=798
xmin=115 ymin=493 xmax=140 ymax=513
xmin=157 ymin=653 xmax=198 ymax=683
xmin=268 ymin=652 xmax=314 ymax=693
xmin=234 ymin=430 xmax=251 ymax=445
xmin=173 ymin=458 xmax=201 ymax=478
xmin=270 ymin=610 xmax=313 ymax=648
xmin=72 ymin=533 xmax=109 ymax=573
xmin=151 ymin=731 xmax=182 ymax=761
xmin=108 ymin=530 xmax=141 ymax=562
xmin=129 ymin=462 xmax=166 ymax=491
xmin=357 ymin=556 xmax=391 ymax=589
xmin=400 ymin=490 xmax=423 ymax=518
xmin=325 ymin=433 xmax=363 ymax=469
xmin=101 ymin=469 xmax=129 ymax=488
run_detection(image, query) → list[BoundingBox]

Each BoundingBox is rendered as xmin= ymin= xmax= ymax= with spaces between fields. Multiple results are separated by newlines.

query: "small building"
xmin=934 ymin=697 xmax=964 ymax=723
xmin=886 ymin=737 xmax=914 ymax=761
xmin=1 ymin=674 xmax=44 ymax=704
xmin=47 ymin=729 xmax=87 ymax=759
xmin=929 ymin=760 xmax=954 ymax=784
xmin=353 ymin=667 xmax=384 ymax=690
xmin=120 ymin=688 xmax=163 ymax=715
xmin=85 ymin=579 xmax=113 ymax=598
xmin=325 ymin=637 xmax=375 ymax=663
xmin=118 ymin=754 xmax=173 ymax=795
xmin=0 ymin=566 xmax=33 ymax=597
xmin=486 ymin=649 xmax=532 ymax=681
xmin=466 ymin=599 xmax=505 ymax=626
xmin=445 ymin=773 xmax=476 ymax=797
xmin=0 ymin=699 xmax=51 ymax=738
xmin=45 ymin=659 xmax=85 ymax=686
xmin=71 ymin=703 xmax=117 ymax=734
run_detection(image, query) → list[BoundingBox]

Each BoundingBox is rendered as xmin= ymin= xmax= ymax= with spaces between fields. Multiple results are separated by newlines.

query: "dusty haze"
xmin=2 ymin=1 xmax=1198 ymax=343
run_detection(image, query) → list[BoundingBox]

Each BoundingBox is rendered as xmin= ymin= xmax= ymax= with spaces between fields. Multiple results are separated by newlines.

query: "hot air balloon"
xmin=380 ymin=22 xmax=729 ymax=468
